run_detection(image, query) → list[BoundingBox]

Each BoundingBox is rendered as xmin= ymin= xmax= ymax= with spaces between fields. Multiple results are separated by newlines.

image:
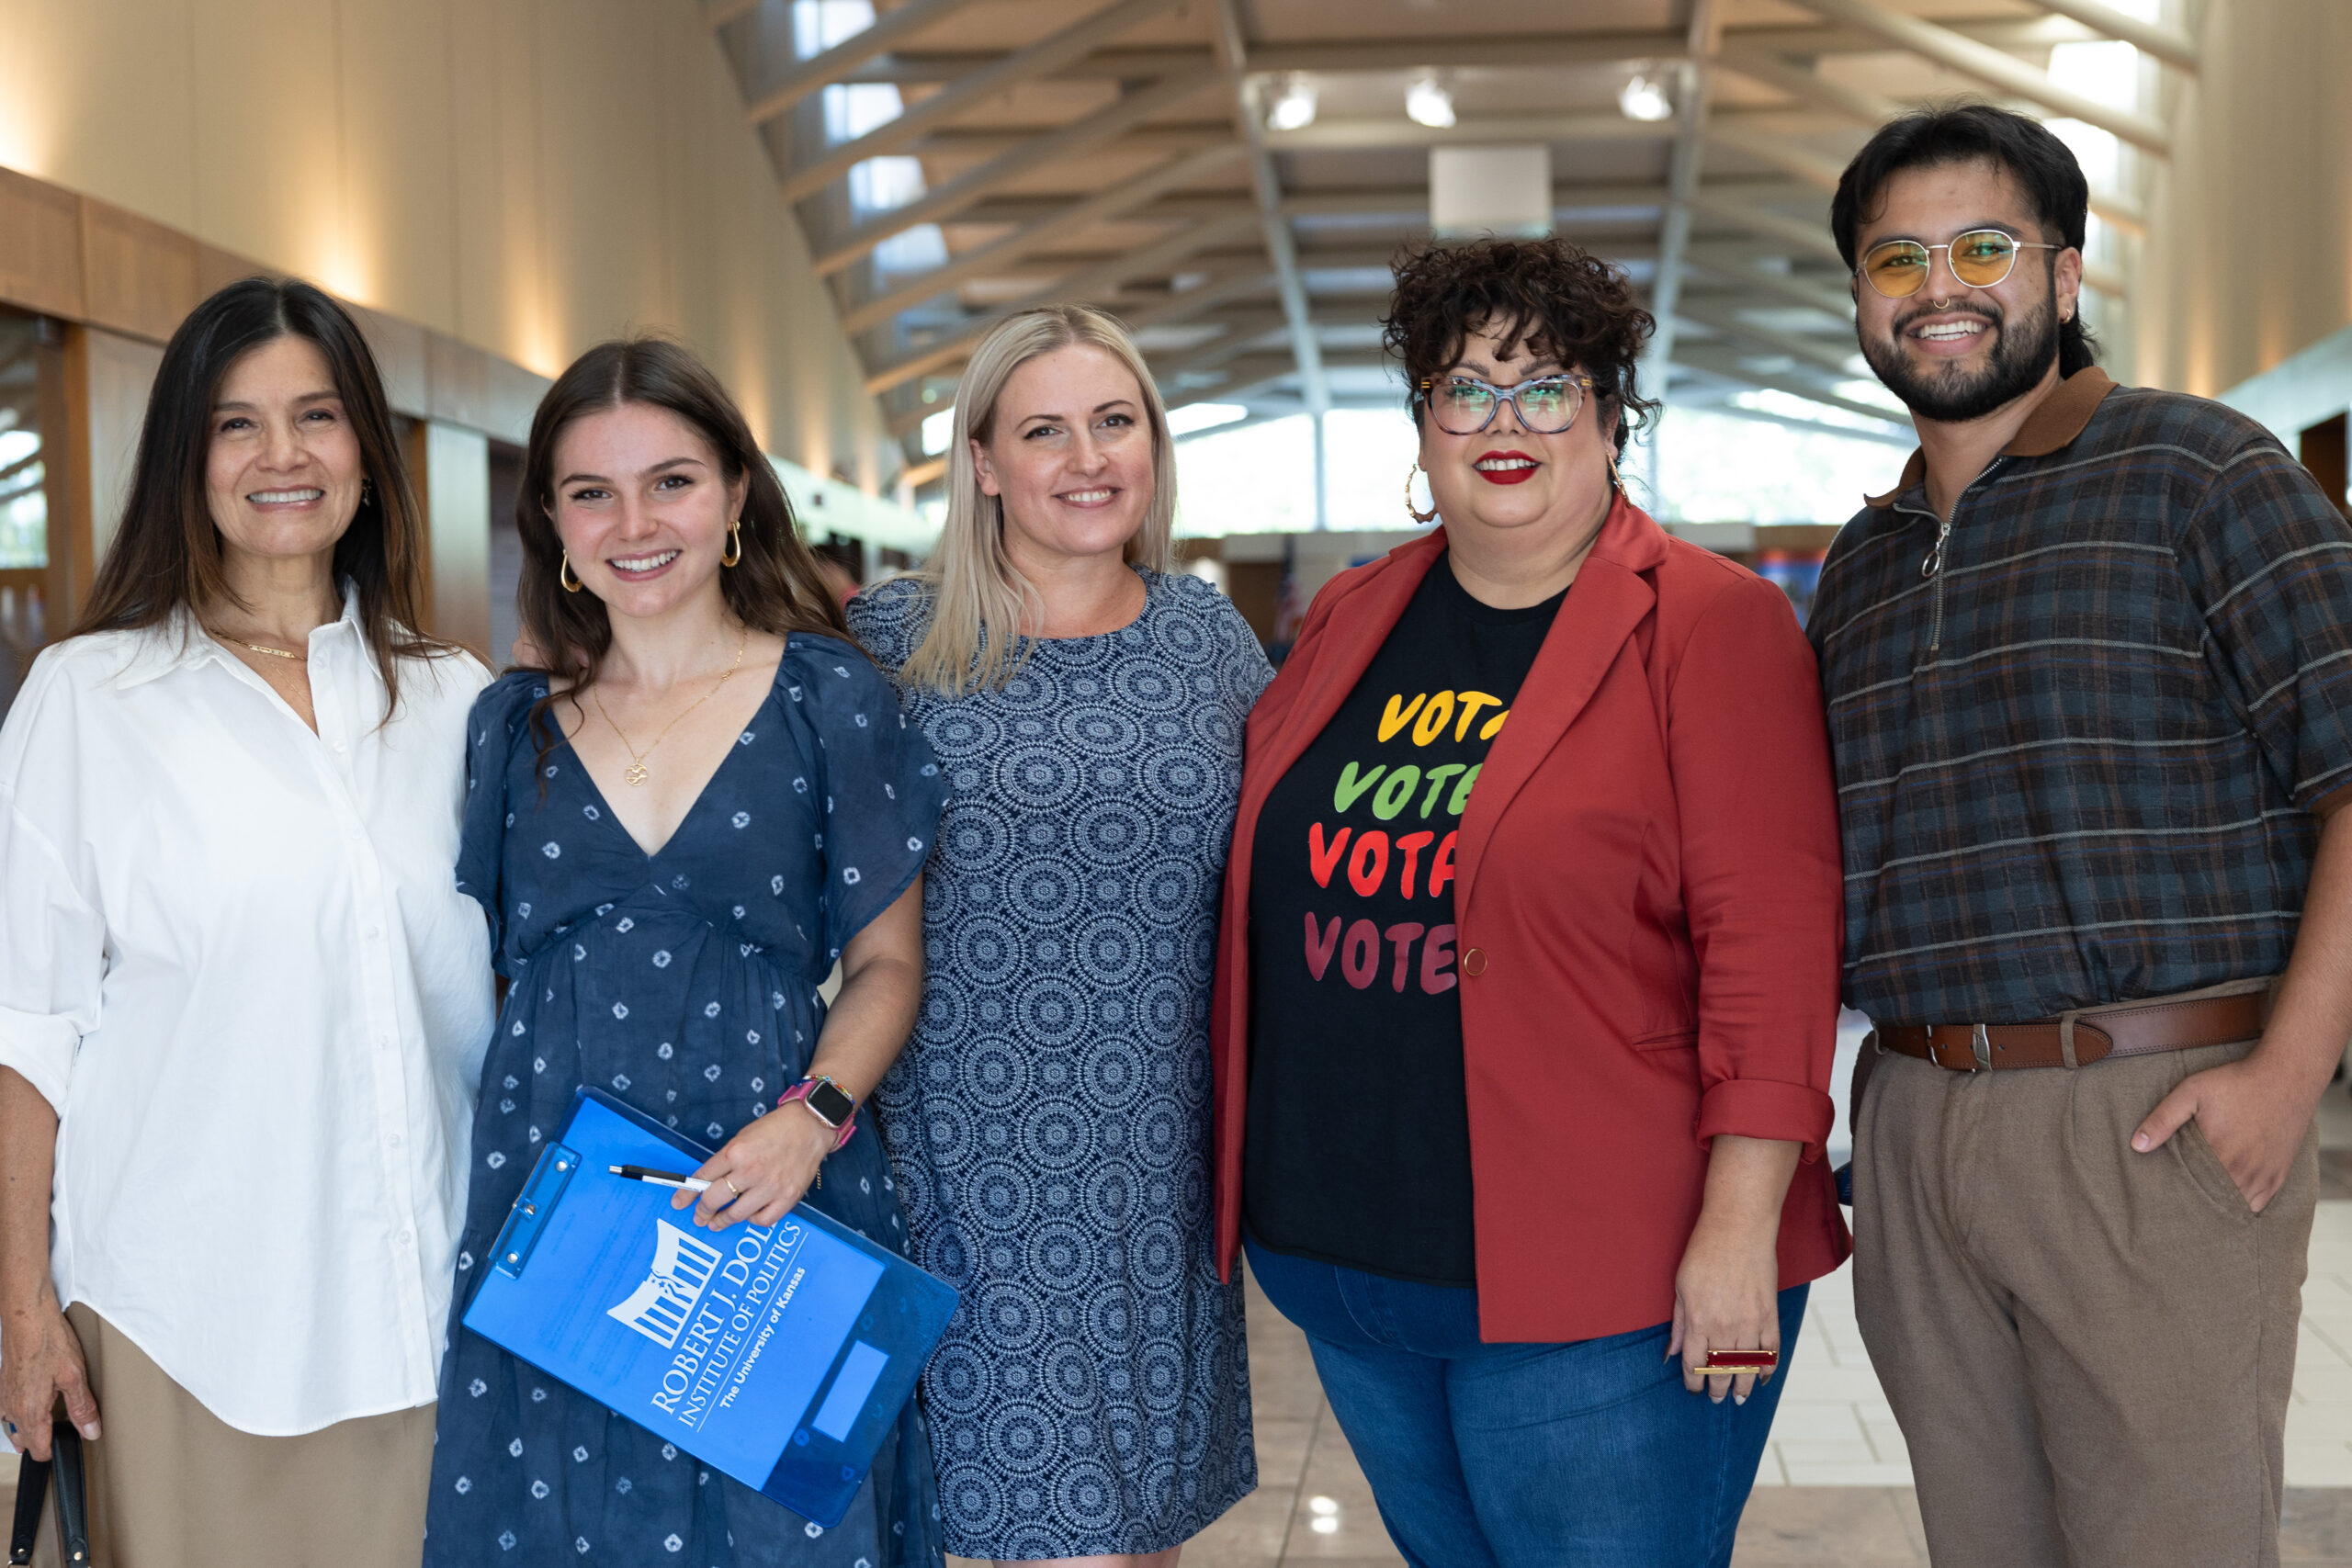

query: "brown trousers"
xmin=1853 ymin=1037 xmax=2317 ymax=1568
xmin=26 ymin=1304 xmax=435 ymax=1568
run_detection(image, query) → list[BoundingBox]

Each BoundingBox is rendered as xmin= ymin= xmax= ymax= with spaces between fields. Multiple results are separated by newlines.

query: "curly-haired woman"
xmin=1207 ymin=238 xmax=1851 ymax=1566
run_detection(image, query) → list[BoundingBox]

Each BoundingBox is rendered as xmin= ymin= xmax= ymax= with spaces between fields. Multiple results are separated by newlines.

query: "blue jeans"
xmin=1246 ymin=1238 xmax=1805 ymax=1568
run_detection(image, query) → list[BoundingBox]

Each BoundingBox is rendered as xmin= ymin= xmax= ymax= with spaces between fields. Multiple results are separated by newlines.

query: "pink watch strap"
xmin=780 ymin=1077 xmax=857 ymax=1151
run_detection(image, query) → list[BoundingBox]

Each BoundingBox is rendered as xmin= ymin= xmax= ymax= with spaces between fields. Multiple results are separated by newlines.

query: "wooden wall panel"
xmin=348 ymin=301 xmax=430 ymax=423
xmin=196 ymin=243 xmax=280 ymax=299
xmin=78 ymin=199 xmax=198 ymax=344
xmin=0 ymin=168 xmax=86 ymax=320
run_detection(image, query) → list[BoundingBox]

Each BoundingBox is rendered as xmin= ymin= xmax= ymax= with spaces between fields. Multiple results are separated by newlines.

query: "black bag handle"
xmin=6 ymin=1450 xmax=50 ymax=1565
xmin=6 ymin=1423 xmax=91 ymax=1567
xmin=47 ymin=1424 xmax=89 ymax=1566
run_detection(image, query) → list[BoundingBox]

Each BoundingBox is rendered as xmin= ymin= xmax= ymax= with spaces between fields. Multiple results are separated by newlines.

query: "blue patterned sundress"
xmin=847 ymin=570 xmax=1271 ymax=1559
xmin=425 ymin=637 xmax=949 ymax=1568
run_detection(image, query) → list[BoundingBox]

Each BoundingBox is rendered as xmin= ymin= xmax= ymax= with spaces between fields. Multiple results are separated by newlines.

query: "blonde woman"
xmin=849 ymin=307 xmax=1268 ymax=1565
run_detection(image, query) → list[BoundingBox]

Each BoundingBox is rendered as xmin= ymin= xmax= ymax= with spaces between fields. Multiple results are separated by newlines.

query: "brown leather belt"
xmin=1879 ymin=989 xmax=2267 ymax=1072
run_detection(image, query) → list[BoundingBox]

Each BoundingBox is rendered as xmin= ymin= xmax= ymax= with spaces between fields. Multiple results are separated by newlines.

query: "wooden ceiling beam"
xmin=843 ymin=17 xmax=2109 ymax=85
xmin=777 ymin=0 xmax=1181 ymax=202
xmin=1778 ymin=0 xmax=2169 ymax=154
xmin=2029 ymin=0 xmax=2198 ymax=71
xmin=842 ymin=144 xmax=1244 ymax=332
xmin=865 ymin=213 xmax=1263 ymax=393
xmin=809 ymin=71 xmax=1222 ymax=277
xmin=1264 ymin=107 xmax=1852 ymax=152
xmin=1118 ymin=269 xmax=1281 ymax=332
xmin=742 ymin=0 xmax=989 ymax=126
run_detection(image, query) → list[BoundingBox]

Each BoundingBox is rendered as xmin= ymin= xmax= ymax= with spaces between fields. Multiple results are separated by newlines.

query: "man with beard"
xmin=1809 ymin=104 xmax=2352 ymax=1568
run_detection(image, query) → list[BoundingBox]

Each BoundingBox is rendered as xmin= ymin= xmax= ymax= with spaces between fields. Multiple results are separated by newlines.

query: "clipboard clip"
xmin=492 ymin=1143 xmax=580 ymax=1278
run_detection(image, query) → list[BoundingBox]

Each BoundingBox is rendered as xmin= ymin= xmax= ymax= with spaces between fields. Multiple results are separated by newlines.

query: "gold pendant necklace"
xmin=208 ymin=627 xmax=305 ymax=661
xmin=594 ymin=627 xmax=749 ymax=786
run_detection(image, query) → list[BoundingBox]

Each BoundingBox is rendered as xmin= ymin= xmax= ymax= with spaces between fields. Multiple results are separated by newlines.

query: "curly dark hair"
xmin=1382 ymin=238 xmax=1657 ymax=456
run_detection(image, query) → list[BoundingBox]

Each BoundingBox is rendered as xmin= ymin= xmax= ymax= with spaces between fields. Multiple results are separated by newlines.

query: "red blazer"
xmin=1211 ymin=498 xmax=1851 ymax=1342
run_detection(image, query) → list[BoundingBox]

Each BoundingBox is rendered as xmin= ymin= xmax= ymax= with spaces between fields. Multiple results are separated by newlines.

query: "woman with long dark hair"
xmin=424 ymin=337 xmax=947 ymax=1566
xmin=0 ymin=276 xmax=491 ymax=1562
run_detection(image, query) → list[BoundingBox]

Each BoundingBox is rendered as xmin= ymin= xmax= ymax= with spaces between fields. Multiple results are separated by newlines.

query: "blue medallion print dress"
xmin=847 ymin=570 xmax=1272 ymax=1559
xmin=426 ymin=637 xmax=949 ymax=1568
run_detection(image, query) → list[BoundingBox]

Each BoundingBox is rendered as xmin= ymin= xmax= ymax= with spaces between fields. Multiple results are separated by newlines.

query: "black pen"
xmin=608 ymin=1164 xmax=713 ymax=1193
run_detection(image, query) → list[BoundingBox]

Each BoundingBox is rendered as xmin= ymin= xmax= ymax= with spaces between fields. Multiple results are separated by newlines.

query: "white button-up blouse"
xmin=0 ymin=600 xmax=494 ymax=1435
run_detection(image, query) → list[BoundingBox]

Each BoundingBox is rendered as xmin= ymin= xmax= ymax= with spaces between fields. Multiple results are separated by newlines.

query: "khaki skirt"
xmin=26 ymin=1303 xmax=434 ymax=1568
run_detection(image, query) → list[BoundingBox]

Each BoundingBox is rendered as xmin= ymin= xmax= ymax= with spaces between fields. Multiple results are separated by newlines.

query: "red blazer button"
xmin=1462 ymin=947 xmax=1488 ymax=976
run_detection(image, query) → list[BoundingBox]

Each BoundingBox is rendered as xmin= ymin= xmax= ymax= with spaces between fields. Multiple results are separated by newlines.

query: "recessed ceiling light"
xmin=1267 ymin=74 xmax=1317 ymax=131
xmin=1407 ymin=76 xmax=1456 ymax=129
xmin=1620 ymin=73 xmax=1674 ymax=122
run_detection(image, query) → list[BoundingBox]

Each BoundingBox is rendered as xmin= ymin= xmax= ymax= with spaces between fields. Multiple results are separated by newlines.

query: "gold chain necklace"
xmin=593 ymin=627 xmax=750 ymax=787
xmin=209 ymin=627 xmax=305 ymax=661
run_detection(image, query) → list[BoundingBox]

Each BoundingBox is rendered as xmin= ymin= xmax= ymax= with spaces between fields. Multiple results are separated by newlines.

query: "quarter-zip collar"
xmin=1864 ymin=367 xmax=2120 ymax=510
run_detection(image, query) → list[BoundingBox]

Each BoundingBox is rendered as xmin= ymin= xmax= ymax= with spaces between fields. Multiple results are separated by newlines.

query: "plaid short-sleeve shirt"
xmin=1809 ymin=369 xmax=2352 ymax=1025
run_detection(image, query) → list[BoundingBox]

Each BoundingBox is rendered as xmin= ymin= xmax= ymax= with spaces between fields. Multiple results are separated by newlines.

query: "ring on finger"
xmin=724 ymin=1177 xmax=741 ymax=1197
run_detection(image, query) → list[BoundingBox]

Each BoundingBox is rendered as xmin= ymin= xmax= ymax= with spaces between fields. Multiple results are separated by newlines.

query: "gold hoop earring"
xmin=721 ymin=520 xmax=742 ymax=569
xmin=1604 ymin=446 xmax=1624 ymax=497
xmin=1404 ymin=463 xmax=1439 ymax=525
xmin=560 ymin=551 xmax=583 ymax=593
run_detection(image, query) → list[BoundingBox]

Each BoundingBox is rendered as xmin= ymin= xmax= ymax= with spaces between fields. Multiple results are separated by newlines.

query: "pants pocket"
xmin=2174 ymin=1118 xmax=2257 ymax=1220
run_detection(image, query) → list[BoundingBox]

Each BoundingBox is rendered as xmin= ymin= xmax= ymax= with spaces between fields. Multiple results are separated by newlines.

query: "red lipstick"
xmin=1473 ymin=449 xmax=1541 ymax=485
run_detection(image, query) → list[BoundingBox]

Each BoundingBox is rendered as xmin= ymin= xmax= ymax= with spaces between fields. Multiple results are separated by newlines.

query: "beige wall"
xmin=0 ymin=0 xmax=895 ymax=491
xmin=2135 ymin=0 xmax=2352 ymax=399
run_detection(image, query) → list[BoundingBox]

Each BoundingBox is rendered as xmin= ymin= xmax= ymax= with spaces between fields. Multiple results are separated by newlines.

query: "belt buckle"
xmin=1930 ymin=1022 xmax=1990 ymax=1071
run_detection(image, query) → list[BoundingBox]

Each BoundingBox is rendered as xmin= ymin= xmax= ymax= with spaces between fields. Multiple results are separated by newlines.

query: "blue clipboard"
xmin=461 ymin=1089 xmax=957 ymax=1529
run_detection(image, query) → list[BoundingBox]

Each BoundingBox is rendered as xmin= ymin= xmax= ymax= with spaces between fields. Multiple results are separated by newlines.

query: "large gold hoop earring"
xmin=1604 ymin=445 xmax=1624 ymax=497
xmin=1404 ymin=463 xmax=1439 ymax=525
xmin=721 ymin=520 xmax=742 ymax=569
xmin=560 ymin=551 xmax=583 ymax=593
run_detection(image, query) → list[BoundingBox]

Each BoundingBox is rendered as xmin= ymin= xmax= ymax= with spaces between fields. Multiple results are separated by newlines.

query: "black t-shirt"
xmin=1243 ymin=556 xmax=1566 ymax=1284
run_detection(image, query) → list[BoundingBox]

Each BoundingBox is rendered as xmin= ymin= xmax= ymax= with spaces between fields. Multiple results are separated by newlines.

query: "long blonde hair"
xmin=899 ymin=305 xmax=1178 ymax=696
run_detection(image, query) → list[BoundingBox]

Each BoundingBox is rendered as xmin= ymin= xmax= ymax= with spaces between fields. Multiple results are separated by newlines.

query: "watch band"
xmin=781 ymin=1077 xmax=857 ymax=1151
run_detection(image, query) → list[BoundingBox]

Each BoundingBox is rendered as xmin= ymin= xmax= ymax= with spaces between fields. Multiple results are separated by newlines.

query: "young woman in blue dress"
xmin=849 ymin=307 xmax=1268 ymax=1566
xmin=424 ymin=339 xmax=948 ymax=1567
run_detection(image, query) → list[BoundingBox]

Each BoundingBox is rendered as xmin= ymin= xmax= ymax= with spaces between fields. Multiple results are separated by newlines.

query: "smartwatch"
xmin=783 ymin=1076 xmax=858 ymax=1150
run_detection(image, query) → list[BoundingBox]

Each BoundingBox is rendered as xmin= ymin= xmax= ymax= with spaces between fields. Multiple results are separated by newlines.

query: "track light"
xmin=1266 ymin=74 xmax=1317 ymax=131
xmin=1619 ymin=73 xmax=1674 ymax=122
xmin=1407 ymin=75 xmax=1456 ymax=129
